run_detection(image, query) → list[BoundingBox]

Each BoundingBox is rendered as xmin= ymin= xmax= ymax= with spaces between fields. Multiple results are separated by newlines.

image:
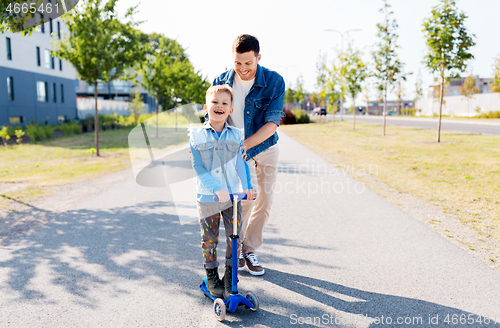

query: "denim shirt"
xmin=189 ymin=122 xmax=252 ymax=202
xmin=212 ymin=64 xmax=285 ymax=160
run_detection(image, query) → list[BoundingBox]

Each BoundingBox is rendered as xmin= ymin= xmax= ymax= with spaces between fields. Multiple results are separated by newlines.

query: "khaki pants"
xmin=241 ymin=144 xmax=279 ymax=254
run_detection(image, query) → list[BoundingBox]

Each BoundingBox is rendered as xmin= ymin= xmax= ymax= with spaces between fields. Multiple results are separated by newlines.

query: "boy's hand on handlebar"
xmin=244 ymin=189 xmax=257 ymax=200
xmin=215 ymin=189 xmax=230 ymax=202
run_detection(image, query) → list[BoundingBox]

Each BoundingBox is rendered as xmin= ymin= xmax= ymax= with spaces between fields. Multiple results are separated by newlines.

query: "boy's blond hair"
xmin=206 ymin=84 xmax=233 ymax=104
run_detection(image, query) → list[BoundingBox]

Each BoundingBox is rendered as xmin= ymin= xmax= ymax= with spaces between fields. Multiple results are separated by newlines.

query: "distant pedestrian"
xmin=212 ymin=34 xmax=285 ymax=276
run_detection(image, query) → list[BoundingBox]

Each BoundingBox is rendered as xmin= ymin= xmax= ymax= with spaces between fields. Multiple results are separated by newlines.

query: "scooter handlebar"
xmin=213 ymin=193 xmax=248 ymax=202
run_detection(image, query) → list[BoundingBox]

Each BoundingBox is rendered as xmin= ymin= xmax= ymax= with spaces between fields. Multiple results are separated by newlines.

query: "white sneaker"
xmin=238 ymin=249 xmax=247 ymax=271
xmin=245 ymin=253 xmax=265 ymax=276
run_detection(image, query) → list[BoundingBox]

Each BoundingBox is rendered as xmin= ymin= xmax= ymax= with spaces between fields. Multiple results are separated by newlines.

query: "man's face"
xmin=204 ymin=91 xmax=233 ymax=125
xmin=233 ymin=51 xmax=261 ymax=81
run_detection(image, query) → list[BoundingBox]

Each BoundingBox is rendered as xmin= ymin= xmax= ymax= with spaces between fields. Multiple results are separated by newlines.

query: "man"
xmin=212 ymin=34 xmax=285 ymax=276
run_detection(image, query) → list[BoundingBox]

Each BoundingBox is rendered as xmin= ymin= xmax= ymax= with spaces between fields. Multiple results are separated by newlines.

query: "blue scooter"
xmin=199 ymin=193 xmax=259 ymax=321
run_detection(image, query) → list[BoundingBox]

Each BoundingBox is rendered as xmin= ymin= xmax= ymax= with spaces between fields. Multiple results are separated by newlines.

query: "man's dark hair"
xmin=232 ymin=34 xmax=260 ymax=56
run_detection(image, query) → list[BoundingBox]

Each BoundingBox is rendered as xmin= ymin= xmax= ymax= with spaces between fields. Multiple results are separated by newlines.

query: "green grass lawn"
xmin=281 ymin=120 xmax=500 ymax=245
xmin=0 ymin=127 xmax=188 ymax=207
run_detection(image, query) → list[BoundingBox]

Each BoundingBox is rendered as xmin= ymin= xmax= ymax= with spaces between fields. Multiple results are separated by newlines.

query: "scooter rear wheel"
xmin=213 ymin=298 xmax=226 ymax=321
xmin=245 ymin=291 xmax=259 ymax=311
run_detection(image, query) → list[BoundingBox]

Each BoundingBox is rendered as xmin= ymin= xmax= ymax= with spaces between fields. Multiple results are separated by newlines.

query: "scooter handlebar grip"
xmin=213 ymin=193 xmax=248 ymax=202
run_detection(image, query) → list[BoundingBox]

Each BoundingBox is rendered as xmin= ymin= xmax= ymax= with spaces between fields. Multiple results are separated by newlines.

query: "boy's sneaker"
xmin=222 ymin=265 xmax=233 ymax=299
xmin=205 ymin=268 xmax=224 ymax=298
xmin=238 ymin=249 xmax=247 ymax=271
xmin=245 ymin=253 xmax=265 ymax=276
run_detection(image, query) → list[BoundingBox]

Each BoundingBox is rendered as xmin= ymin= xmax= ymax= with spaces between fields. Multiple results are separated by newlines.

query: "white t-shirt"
xmin=231 ymin=73 xmax=254 ymax=129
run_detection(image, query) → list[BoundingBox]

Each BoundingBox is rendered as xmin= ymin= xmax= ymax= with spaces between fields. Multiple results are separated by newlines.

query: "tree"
xmin=491 ymin=54 xmax=500 ymax=93
xmin=53 ymin=0 xmax=146 ymax=156
xmin=284 ymin=87 xmax=295 ymax=110
xmin=459 ymin=70 xmax=478 ymax=118
xmin=395 ymin=79 xmax=405 ymax=115
xmin=372 ymin=0 xmax=407 ymax=135
xmin=339 ymin=44 xmax=368 ymax=130
xmin=362 ymin=84 xmax=371 ymax=115
xmin=423 ymin=0 xmax=475 ymax=142
xmin=293 ymin=75 xmax=305 ymax=108
xmin=138 ymin=33 xmax=209 ymax=134
xmin=414 ymin=69 xmax=424 ymax=110
xmin=129 ymin=90 xmax=145 ymax=125
xmin=310 ymin=92 xmax=319 ymax=108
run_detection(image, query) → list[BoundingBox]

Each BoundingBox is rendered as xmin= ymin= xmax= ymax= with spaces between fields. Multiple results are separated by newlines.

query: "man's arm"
xmin=240 ymin=122 xmax=277 ymax=160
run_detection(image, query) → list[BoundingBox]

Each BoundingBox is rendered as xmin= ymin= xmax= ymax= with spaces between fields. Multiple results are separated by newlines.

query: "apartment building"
xmin=0 ymin=18 xmax=77 ymax=126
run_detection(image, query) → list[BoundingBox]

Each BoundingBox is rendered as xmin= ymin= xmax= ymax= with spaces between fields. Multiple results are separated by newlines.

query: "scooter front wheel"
xmin=245 ymin=291 xmax=259 ymax=311
xmin=213 ymin=298 xmax=226 ymax=321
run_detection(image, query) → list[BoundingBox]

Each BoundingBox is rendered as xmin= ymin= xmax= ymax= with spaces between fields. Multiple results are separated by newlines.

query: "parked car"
xmin=313 ymin=107 xmax=327 ymax=116
xmin=387 ymin=110 xmax=397 ymax=116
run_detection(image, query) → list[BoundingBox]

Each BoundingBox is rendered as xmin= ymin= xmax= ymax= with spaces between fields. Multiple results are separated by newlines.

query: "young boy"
xmin=189 ymin=85 xmax=256 ymax=299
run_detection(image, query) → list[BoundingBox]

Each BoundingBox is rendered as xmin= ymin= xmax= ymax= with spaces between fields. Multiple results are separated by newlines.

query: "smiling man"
xmin=212 ymin=34 xmax=285 ymax=276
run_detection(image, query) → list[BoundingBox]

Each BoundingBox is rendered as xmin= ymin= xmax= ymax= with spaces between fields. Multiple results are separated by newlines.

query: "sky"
xmin=116 ymin=0 xmax=500 ymax=104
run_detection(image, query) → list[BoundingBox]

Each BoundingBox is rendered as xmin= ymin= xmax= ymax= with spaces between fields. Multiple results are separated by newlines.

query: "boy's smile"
xmin=204 ymin=91 xmax=233 ymax=131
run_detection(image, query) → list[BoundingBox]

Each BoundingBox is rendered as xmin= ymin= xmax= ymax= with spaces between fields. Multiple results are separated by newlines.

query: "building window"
xmin=75 ymin=79 xmax=79 ymax=88
xmin=36 ymin=46 xmax=41 ymax=66
xmin=7 ymin=76 xmax=14 ymax=101
xmin=61 ymin=84 xmax=64 ymax=103
xmin=9 ymin=116 xmax=23 ymax=124
xmin=6 ymin=37 xmax=12 ymax=60
xmin=37 ymin=81 xmax=48 ymax=102
xmin=57 ymin=21 xmax=60 ymax=38
xmin=40 ymin=14 xmax=45 ymax=33
xmin=59 ymin=58 xmax=62 ymax=71
xmin=44 ymin=49 xmax=50 ymax=68
xmin=51 ymin=55 xmax=55 ymax=69
xmin=49 ymin=18 xmax=53 ymax=36
xmin=52 ymin=82 xmax=57 ymax=102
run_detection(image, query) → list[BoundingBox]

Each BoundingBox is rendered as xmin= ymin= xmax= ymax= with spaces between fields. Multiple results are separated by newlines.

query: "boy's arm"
xmin=190 ymin=143 xmax=224 ymax=194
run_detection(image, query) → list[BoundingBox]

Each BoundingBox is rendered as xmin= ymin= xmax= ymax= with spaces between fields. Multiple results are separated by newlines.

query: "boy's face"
xmin=204 ymin=91 xmax=233 ymax=125
xmin=233 ymin=51 xmax=261 ymax=81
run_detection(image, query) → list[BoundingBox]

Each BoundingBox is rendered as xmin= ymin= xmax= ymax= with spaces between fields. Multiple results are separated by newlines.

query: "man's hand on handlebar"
xmin=244 ymin=189 xmax=257 ymax=201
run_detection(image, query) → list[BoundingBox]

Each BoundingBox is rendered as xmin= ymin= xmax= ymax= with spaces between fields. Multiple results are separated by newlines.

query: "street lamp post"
xmin=324 ymin=29 xmax=361 ymax=121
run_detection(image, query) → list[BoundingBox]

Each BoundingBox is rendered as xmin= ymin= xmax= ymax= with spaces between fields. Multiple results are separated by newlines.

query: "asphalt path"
xmin=317 ymin=114 xmax=500 ymax=135
xmin=1 ymin=131 xmax=500 ymax=327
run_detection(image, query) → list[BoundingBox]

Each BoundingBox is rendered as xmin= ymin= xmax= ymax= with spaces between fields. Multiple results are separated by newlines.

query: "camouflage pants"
xmin=198 ymin=200 xmax=242 ymax=269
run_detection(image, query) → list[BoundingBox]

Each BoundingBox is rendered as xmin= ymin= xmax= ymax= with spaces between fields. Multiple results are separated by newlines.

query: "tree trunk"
xmin=353 ymin=97 xmax=356 ymax=130
xmin=332 ymin=101 xmax=336 ymax=126
xmin=94 ymin=81 xmax=100 ymax=157
xmin=156 ymin=93 xmax=159 ymax=138
xmin=383 ymin=80 xmax=388 ymax=136
xmin=437 ymin=72 xmax=444 ymax=143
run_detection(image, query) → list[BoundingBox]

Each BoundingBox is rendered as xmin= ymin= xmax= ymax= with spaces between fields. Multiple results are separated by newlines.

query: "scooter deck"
xmin=200 ymin=278 xmax=254 ymax=312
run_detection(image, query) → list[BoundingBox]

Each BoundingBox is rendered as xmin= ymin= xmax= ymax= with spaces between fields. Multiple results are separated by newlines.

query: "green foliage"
xmin=138 ymin=33 xmax=209 ymax=112
xmin=285 ymin=88 xmax=295 ymax=105
xmin=340 ymin=44 xmax=368 ymax=107
xmin=292 ymin=108 xmax=310 ymax=124
xmin=491 ymin=55 xmax=500 ymax=93
xmin=58 ymin=120 xmax=83 ymax=136
xmin=129 ymin=90 xmax=146 ymax=124
xmin=459 ymin=71 xmax=479 ymax=99
xmin=26 ymin=123 xmax=43 ymax=142
xmin=372 ymin=0 xmax=407 ymax=106
xmin=478 ymin=111 xmax=500 ymax=119
xmin=0 ymin=0 xmax=36 ymax=34
xmin=293 ymin=75 xmax=306 ymax=104
xmin=414 ymin=70 xmax=424 ymax=103
xmin=14 ymin=129 xmax=25 ymax=144
xmin=0 ymin=126 xmax=10 ymax=146
xmin=422 ymin=0 xmax=475 ymax=79
xmin=52 ymin=0 xmax=147 ymax=155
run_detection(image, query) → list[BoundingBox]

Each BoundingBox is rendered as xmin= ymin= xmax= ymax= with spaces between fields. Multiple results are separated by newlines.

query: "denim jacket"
xmin=189 ymin=122 xmax=252 ymax=198
xmin=212 ymin=64 xmax=285 ymax=160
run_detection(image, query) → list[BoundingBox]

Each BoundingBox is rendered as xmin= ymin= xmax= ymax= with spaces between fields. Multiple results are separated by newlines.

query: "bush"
xmin=40 ymin=125 xmax=54 ymax=139
xmin=0 ymin=126 xmax=10 ymax=145
xmin=281 ymin=108 xmax=296 ymax=125
xmin=57 ymin=120 xmax=82 ymax=136
xmin=26 ymin=123 xmax=44 ymax=142
xmin=292 ymin=108 xmax=310 ymax=124
xmin=478 ymin=110 xmax=500 ymax=119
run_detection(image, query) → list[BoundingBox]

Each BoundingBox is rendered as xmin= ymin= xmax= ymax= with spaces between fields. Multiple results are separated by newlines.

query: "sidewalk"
xmin=0 ymin=130 xmax=499 ymax=327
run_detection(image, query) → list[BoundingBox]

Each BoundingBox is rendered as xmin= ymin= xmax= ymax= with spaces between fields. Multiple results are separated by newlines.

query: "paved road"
xmin=318 ymin=114 xmax=500 ymax=135
xmin=1 ymin=131 xmax=500 ymax=327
